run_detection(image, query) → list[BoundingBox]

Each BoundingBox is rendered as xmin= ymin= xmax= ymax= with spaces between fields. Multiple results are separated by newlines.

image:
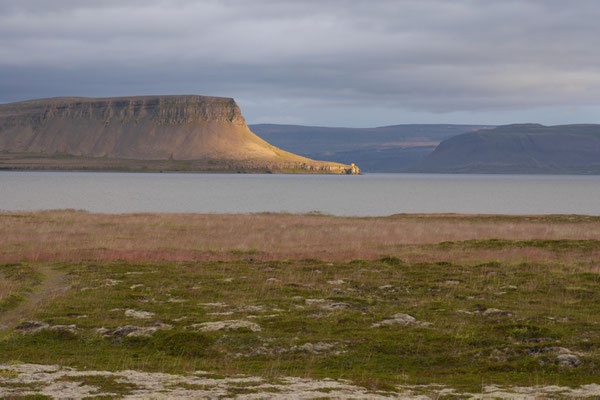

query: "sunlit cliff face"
xmin=0 ymin=95 xmax=360 ymax=173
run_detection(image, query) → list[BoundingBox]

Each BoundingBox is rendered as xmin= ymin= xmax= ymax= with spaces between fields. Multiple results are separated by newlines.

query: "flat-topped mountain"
xmin=413 ymin=124 xmax=600 ymax=174
xmin=0 ymin=95 xmax=359 ymax=174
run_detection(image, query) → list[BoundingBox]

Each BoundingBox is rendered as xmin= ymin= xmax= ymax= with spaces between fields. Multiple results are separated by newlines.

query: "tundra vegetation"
xmin=1 ymin=211 xmax=600 ymax=398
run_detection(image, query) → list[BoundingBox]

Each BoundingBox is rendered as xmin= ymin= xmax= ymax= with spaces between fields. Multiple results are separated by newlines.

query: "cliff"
xmin=0 ymin=95 xmax=359 ymax=174
xmin=412 ymin=124 xmax=600 ymax=174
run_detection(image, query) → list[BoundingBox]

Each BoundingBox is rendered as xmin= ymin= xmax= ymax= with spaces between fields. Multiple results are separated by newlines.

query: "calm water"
xmin=1 ymin=171 xmax=599 ymax=216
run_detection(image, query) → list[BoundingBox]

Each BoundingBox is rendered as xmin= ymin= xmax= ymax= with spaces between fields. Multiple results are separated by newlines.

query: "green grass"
xmin=0 ymin=263 xmax=43 ymax=312
xmin=437 ymin=238 xmax=600 ymax=251
xmin=1 ymin=259 xmax=600 ymax=392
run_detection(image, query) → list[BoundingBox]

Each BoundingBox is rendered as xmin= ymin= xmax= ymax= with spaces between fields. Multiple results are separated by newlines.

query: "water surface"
xmin=1 ymin=171 xmax=599 ymax=216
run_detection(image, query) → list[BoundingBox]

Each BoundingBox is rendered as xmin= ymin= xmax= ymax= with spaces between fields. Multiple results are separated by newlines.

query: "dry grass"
xmin=1 ymin=210 xmax=599 ymax=263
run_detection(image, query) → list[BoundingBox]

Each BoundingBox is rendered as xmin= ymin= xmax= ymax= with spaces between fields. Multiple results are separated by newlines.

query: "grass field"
xmin=1 ymin=211 xmax=599 ymax=398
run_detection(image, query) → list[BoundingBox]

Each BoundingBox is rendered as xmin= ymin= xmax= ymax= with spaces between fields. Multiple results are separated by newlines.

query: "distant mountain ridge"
xmin=250 ymin=123 xmax=491 ymax=172
xmin=0 ymin=96 xmax=359 ymax=173
xmin=412 ymin=124 xmax=600 ymax=174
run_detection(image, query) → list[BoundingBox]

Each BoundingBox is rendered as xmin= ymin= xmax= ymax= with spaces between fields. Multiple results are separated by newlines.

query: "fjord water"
xmin=1 ymin=171 xmax=599 ymax=216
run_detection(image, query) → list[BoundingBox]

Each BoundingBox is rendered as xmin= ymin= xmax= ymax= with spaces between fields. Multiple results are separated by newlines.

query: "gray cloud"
xmin=1 ymin=0 xmax=600 ymax=126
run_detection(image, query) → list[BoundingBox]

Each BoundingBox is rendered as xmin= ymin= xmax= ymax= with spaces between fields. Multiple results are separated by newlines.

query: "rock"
xmin=191 ymin=320 xmax=261 ymax=332
xmin=524 ymin=346 xmax=583 ymax=368
xmin=372 ymin=313 xmax=417 ymax=328
xmin=167 ymin=297 xmax=186 ymax=303
xmin=327 ymin=279 xmax=345 ymax=285
xmin=130 ymin=284 xmax=144 ymax=289
xmin=247 ymin=314 xmax=279 ymax=319
xmin=124 ymin=309 xmax=155 ymax=319
xmin=378 ymin=285 xmax=394 ymax=290
xmin=14 ymin=321 xmax=77 ymax=334
xmin=557 ymin=354 xmax=582 ymax=368
xmin=321 ymin=303 xmax=353 ymax=310
xmin=481 ymin=308 xmax=514 ymax=317
xmin=49 ymin=325 xmax=77 ymax=334
xmin=14 ymin=321 xmax=50 ymax=333
xmin=523 ymin=337 xmax=554 ymax=344
xmin=266 ymin=278 xmax=280 ymax=283
xmin=199 ymin=302 xmax=228 ymax=308
xmin=95 ymin=327 xmax=110 ymax=335
xmin=242 ymin=341 xmax=343 ymax=357
xmin=110 ymin=326 xmax=141 ymax=337
xmin=239 ymin=305 xmax=266 ymax=312
xmin=106 ymin=323 xmax=172 ymax=338
xmin=305 ymin=299 xmax=328 ymax=305
xmin=297 ymin=342 xmax=336 ymax=353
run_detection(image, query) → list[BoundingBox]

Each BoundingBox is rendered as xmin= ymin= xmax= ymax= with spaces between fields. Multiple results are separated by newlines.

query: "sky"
xmin=2 ymin=0 xmax=600 ymax=127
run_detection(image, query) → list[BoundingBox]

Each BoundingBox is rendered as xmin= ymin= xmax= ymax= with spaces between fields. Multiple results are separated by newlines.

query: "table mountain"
xmin=0 ymin=95 xmax=359 ymax=174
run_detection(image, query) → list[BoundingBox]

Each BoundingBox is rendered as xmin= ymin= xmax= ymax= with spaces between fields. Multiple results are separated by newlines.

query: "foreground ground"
xmin=1 ymin=211 xmax=599 ymax=398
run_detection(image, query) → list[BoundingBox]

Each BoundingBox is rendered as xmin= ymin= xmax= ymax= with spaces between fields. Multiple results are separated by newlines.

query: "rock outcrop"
xmin=0 ymin=95 xmax=359 ymax=173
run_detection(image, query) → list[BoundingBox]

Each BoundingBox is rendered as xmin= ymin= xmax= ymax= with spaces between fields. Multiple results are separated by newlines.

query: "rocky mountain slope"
xmin=412 ymin=124 xmax=600 ymax=174
xmin=250 ymin=124 xmax=491 ymax=172
xmin=0 ymin=96 xmax=359 ymax=173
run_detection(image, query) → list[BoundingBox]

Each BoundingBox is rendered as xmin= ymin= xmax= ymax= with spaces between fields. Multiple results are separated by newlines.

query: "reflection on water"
xmin=1 ymin=171 xmax=599 ymax=216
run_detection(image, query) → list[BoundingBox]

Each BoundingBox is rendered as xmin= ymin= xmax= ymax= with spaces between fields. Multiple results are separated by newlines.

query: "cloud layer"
xmin=2 ymin=0 xmax=600 ymax=125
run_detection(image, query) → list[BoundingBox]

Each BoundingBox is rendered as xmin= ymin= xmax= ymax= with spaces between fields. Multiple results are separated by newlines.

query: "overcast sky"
xmin=2 ymin=0 xmax=600 ymax=127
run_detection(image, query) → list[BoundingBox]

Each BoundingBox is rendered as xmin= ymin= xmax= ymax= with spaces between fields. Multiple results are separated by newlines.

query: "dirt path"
xmin=0 ymin=265 xmax=70 ymax=330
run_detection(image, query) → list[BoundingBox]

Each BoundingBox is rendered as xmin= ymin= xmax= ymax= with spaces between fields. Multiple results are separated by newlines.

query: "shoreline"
xmin=0 ymin=153 xmax=360 ymax=175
